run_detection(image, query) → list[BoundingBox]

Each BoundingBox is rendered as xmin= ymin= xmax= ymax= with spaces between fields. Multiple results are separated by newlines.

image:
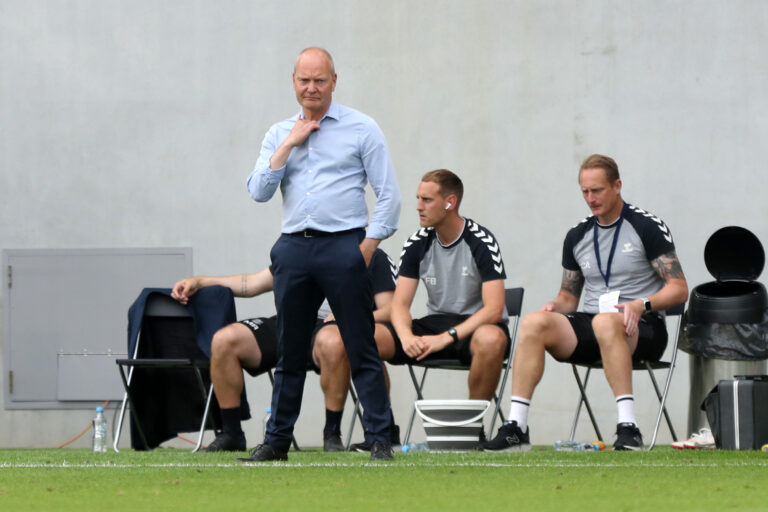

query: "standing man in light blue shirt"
xmin=242 ymin=47 xmax=401 ymax=462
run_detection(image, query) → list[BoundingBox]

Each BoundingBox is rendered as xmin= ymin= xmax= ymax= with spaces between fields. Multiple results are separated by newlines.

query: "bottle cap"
xmin=266 ymin=407 xmax=271 ymax=413
xmin=96 ymin=406 xmax=104 ymax=413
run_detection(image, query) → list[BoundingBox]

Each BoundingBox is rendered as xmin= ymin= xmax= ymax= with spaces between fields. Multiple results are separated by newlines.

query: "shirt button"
xmin=308 ymin=147 xmax=313 ymax=151
xmin=308 ymin=169 xmax=312 ymax=173
xmin=306 ymin=192 xmax=310 ymax=196
xmin=306 ymin=215 xmax=311 ymax=218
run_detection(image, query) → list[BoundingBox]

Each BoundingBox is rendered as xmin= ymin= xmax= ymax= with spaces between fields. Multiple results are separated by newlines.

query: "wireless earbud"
xmin=445 ymin=203 xmax=452 ymax=210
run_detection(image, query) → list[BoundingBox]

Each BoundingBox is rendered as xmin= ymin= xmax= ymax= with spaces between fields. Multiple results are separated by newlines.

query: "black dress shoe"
xmin=236 ymin=444 xmax=288 ymax=462
xmin=350 ymin=424 xmax=402 ymax=452
xmin=204 ymin=432 xmax=246 ymax=452
xmin=370 ymin=441 xmax=393 ymax=461
xmin=323 ymin=431 xmax=345 ymax=452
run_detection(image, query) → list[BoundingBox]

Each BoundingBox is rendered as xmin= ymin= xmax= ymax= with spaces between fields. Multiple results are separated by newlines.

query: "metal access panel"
xmin=2 ymin=248 xmax=192 ymax=409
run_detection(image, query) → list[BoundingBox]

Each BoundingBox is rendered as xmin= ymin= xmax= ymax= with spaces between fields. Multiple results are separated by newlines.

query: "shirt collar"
xmin=298 ymin=101 xmax=340 ymax=122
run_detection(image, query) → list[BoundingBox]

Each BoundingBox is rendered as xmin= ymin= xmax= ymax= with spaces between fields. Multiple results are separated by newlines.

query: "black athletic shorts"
xmin=240 ymin=317 xmax=324 ymax=376
xmin=389 ymin=313 xmax=511 ymax=366
xmin=563 ymin=311 xmax=668 ymax=365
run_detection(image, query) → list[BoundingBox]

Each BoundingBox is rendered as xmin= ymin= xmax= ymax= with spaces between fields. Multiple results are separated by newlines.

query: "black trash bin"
xmin=688 ymin=226 xmax=766 ymax=324
xmin=680 ymin=226 xmax=768 ymax=434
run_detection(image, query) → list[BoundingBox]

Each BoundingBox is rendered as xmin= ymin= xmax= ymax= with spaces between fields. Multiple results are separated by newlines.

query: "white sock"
xmin=616 ymin=394 xmax=636 ymax=425
xmin=509 ymin=396 xmax=530 ymax=431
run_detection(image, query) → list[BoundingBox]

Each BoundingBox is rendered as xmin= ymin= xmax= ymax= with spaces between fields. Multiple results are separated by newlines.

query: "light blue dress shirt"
xmin=247 ymin=102 xmax=401 ymax=240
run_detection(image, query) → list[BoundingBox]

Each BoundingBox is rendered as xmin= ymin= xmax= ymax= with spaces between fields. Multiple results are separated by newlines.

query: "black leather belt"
xmin=286 ymin=227 xmax=364 ymax=238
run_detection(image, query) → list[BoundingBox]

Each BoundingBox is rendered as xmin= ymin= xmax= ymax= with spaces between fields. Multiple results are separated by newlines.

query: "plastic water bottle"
xmin=92 ymin=406 xmax=108 ymax=453
xmin=553 ymin=440 xmax=596 ymax=451
xmin=401 ymin=442 xmax=430 ymax=453
xmin=262 ymin=407 xmax=271 ymax=442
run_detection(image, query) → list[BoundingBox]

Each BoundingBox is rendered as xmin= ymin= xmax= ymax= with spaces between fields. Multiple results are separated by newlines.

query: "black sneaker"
xmin=350 ymin=424 xmax=401 ymax=452
xmin=613 ymin=422 xmax=643 ymax=451
xmin=236 ymin=444 xmax=288 ymax=462
xmin=204 ymin=431 xmax=246 ymax=452
xmin=370 ymin=441 xmax=394 ymax=461
xmin=323 ymin=431 xmax=345 ymax=452
xmin=483 ymin=421 xmax=531 ymax=452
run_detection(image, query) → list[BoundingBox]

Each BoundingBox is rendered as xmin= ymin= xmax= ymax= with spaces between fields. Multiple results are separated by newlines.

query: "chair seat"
xmin=578 ymin=359 xmax=671 ymax=371
xmin=412 ymin=358 xmax=469 ymax=370
xmin=116 ymin=358 xmax=210 ymax=368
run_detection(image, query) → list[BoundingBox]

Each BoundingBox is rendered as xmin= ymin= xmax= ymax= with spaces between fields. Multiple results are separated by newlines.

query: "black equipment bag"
xmin=703 ymin=375 xmax=768 ymax=450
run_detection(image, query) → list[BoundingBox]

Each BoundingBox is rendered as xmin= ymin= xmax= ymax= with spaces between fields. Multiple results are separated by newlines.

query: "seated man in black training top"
xmin=483 ymin=154 xmax=688 ymax=452
xmin=171 ymin=247 xmax=400 ymax=452
xmin=388 ymin=169 xmax=511 ymax=439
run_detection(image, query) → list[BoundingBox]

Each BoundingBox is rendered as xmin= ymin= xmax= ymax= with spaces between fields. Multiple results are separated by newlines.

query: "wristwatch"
xmin=641 ymin=297 xmax=652 ymax=312
xmin=447 ymin=328 xmax=460 ymax=344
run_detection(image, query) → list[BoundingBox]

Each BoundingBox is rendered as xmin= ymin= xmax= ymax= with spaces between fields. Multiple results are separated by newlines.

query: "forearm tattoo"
xmin=560 ymin=269 xmax=584 ymax=297
xmin=651 ymin=251 xmax=686 ymax=281
xmin=241 ymin=274 xmax=247 ymax=296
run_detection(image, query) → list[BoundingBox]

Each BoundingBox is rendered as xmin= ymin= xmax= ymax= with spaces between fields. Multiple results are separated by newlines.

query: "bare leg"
xmin=313 ymin=322 xmax=397 ymax=409
xmin=510 ymin=312 xmax=579 ymax=399
xmin=591 ymin=313 xmax=639 ymax=397
xmin=467 ymin=324 xmax=508 ymax=399
xmin=312 ymin=325 xmax=349 ymax=411
xmin=210 ymin=323 xmax=262 ymax=409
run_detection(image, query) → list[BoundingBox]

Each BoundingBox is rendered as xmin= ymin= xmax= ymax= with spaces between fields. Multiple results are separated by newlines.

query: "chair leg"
xmin=344 ymin=380 xmax=364 ymax=449
xmin=116 ymin=363 xmax=150 ymax=450
xmin=193 ymin=383 xmax=215 ymax=452
xmin=570 ymin=366 xmax=603 ymax=442
xmin=647 ymin=352 xmax=679 ymax=450
xmin=489 ymin=356 xmax=513 ymax=432
xmin=403 ymin=365 xmax=428 ymax=446
xmin=113 ymin=391 xmax=130 ymax=453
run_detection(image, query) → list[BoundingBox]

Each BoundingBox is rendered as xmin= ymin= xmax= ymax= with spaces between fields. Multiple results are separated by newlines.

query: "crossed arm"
xmin=391 ymin=276 xmax=506 ymax=361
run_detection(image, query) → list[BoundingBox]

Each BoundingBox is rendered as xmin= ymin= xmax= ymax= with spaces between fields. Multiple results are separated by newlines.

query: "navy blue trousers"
xmin=265 ymin=230 xmax=392 ymax=450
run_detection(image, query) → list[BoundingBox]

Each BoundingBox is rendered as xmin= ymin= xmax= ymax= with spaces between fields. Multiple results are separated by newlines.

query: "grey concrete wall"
xmin=2 ymin=0 xmax=767 ymax=448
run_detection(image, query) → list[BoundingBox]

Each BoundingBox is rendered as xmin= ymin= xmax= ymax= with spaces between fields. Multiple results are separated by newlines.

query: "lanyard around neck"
xmin=593 ymin=211 xmax=625 ymax=289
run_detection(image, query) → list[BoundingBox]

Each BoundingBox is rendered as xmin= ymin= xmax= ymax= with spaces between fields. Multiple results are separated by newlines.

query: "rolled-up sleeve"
xmin=361 ymin=124 xmax=401 ymax=240
xmin=247 ymin=127 xmax=285 ymax=202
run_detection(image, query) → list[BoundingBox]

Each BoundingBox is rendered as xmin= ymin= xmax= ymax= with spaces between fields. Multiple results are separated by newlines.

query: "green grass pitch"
xmin=2 ymin=447 xmax=768 ymax=511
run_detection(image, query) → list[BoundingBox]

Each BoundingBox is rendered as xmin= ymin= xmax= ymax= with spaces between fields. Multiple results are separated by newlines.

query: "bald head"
xmin=292 ymin=47 xmax=337 ymax=119
xmin=295 ymin=47 xmax=335 ymax=75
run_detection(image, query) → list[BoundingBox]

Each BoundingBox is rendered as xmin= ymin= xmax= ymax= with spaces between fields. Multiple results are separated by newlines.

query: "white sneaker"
xmin=672 ymin=428 xmax=715 ymax=450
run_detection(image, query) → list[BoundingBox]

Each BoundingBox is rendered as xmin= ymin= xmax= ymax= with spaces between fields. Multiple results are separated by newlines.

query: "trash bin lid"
xmin=704 ymin=226 xmax=764 ymax=281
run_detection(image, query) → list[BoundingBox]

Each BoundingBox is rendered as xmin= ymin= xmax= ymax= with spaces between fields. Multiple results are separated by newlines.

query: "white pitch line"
xmin=3 ymin=461 xmax=768 ymax=469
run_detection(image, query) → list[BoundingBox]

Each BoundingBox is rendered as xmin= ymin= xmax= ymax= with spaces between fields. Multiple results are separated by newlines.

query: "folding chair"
xmin=343 ymin=382 xmax=366 ymax=449
xmin=114 ymin=292 xmax=220 ymax=452
xmin=402 ymin=287 xmax=525 ymax=445
xmin=568 ymin=303 xmax=685 ymax=450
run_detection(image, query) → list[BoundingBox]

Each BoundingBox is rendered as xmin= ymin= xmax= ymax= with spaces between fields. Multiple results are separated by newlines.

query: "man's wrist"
xmin=447 ymin=328 xmax=459 ymax=344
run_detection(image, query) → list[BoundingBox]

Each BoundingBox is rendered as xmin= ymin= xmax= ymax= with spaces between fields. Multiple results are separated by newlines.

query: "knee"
xmin=518 ymin=312 xmax=554 ymax=347
xmin=314 ymin=327 xmax=347 ymax=361
xmin=471 ymin=325 xmax=507 ymax=359
xmin=591 ymin=314 xmax=625 ymax=345
xmin=211 ymin=325 xmax=243 ymax=357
